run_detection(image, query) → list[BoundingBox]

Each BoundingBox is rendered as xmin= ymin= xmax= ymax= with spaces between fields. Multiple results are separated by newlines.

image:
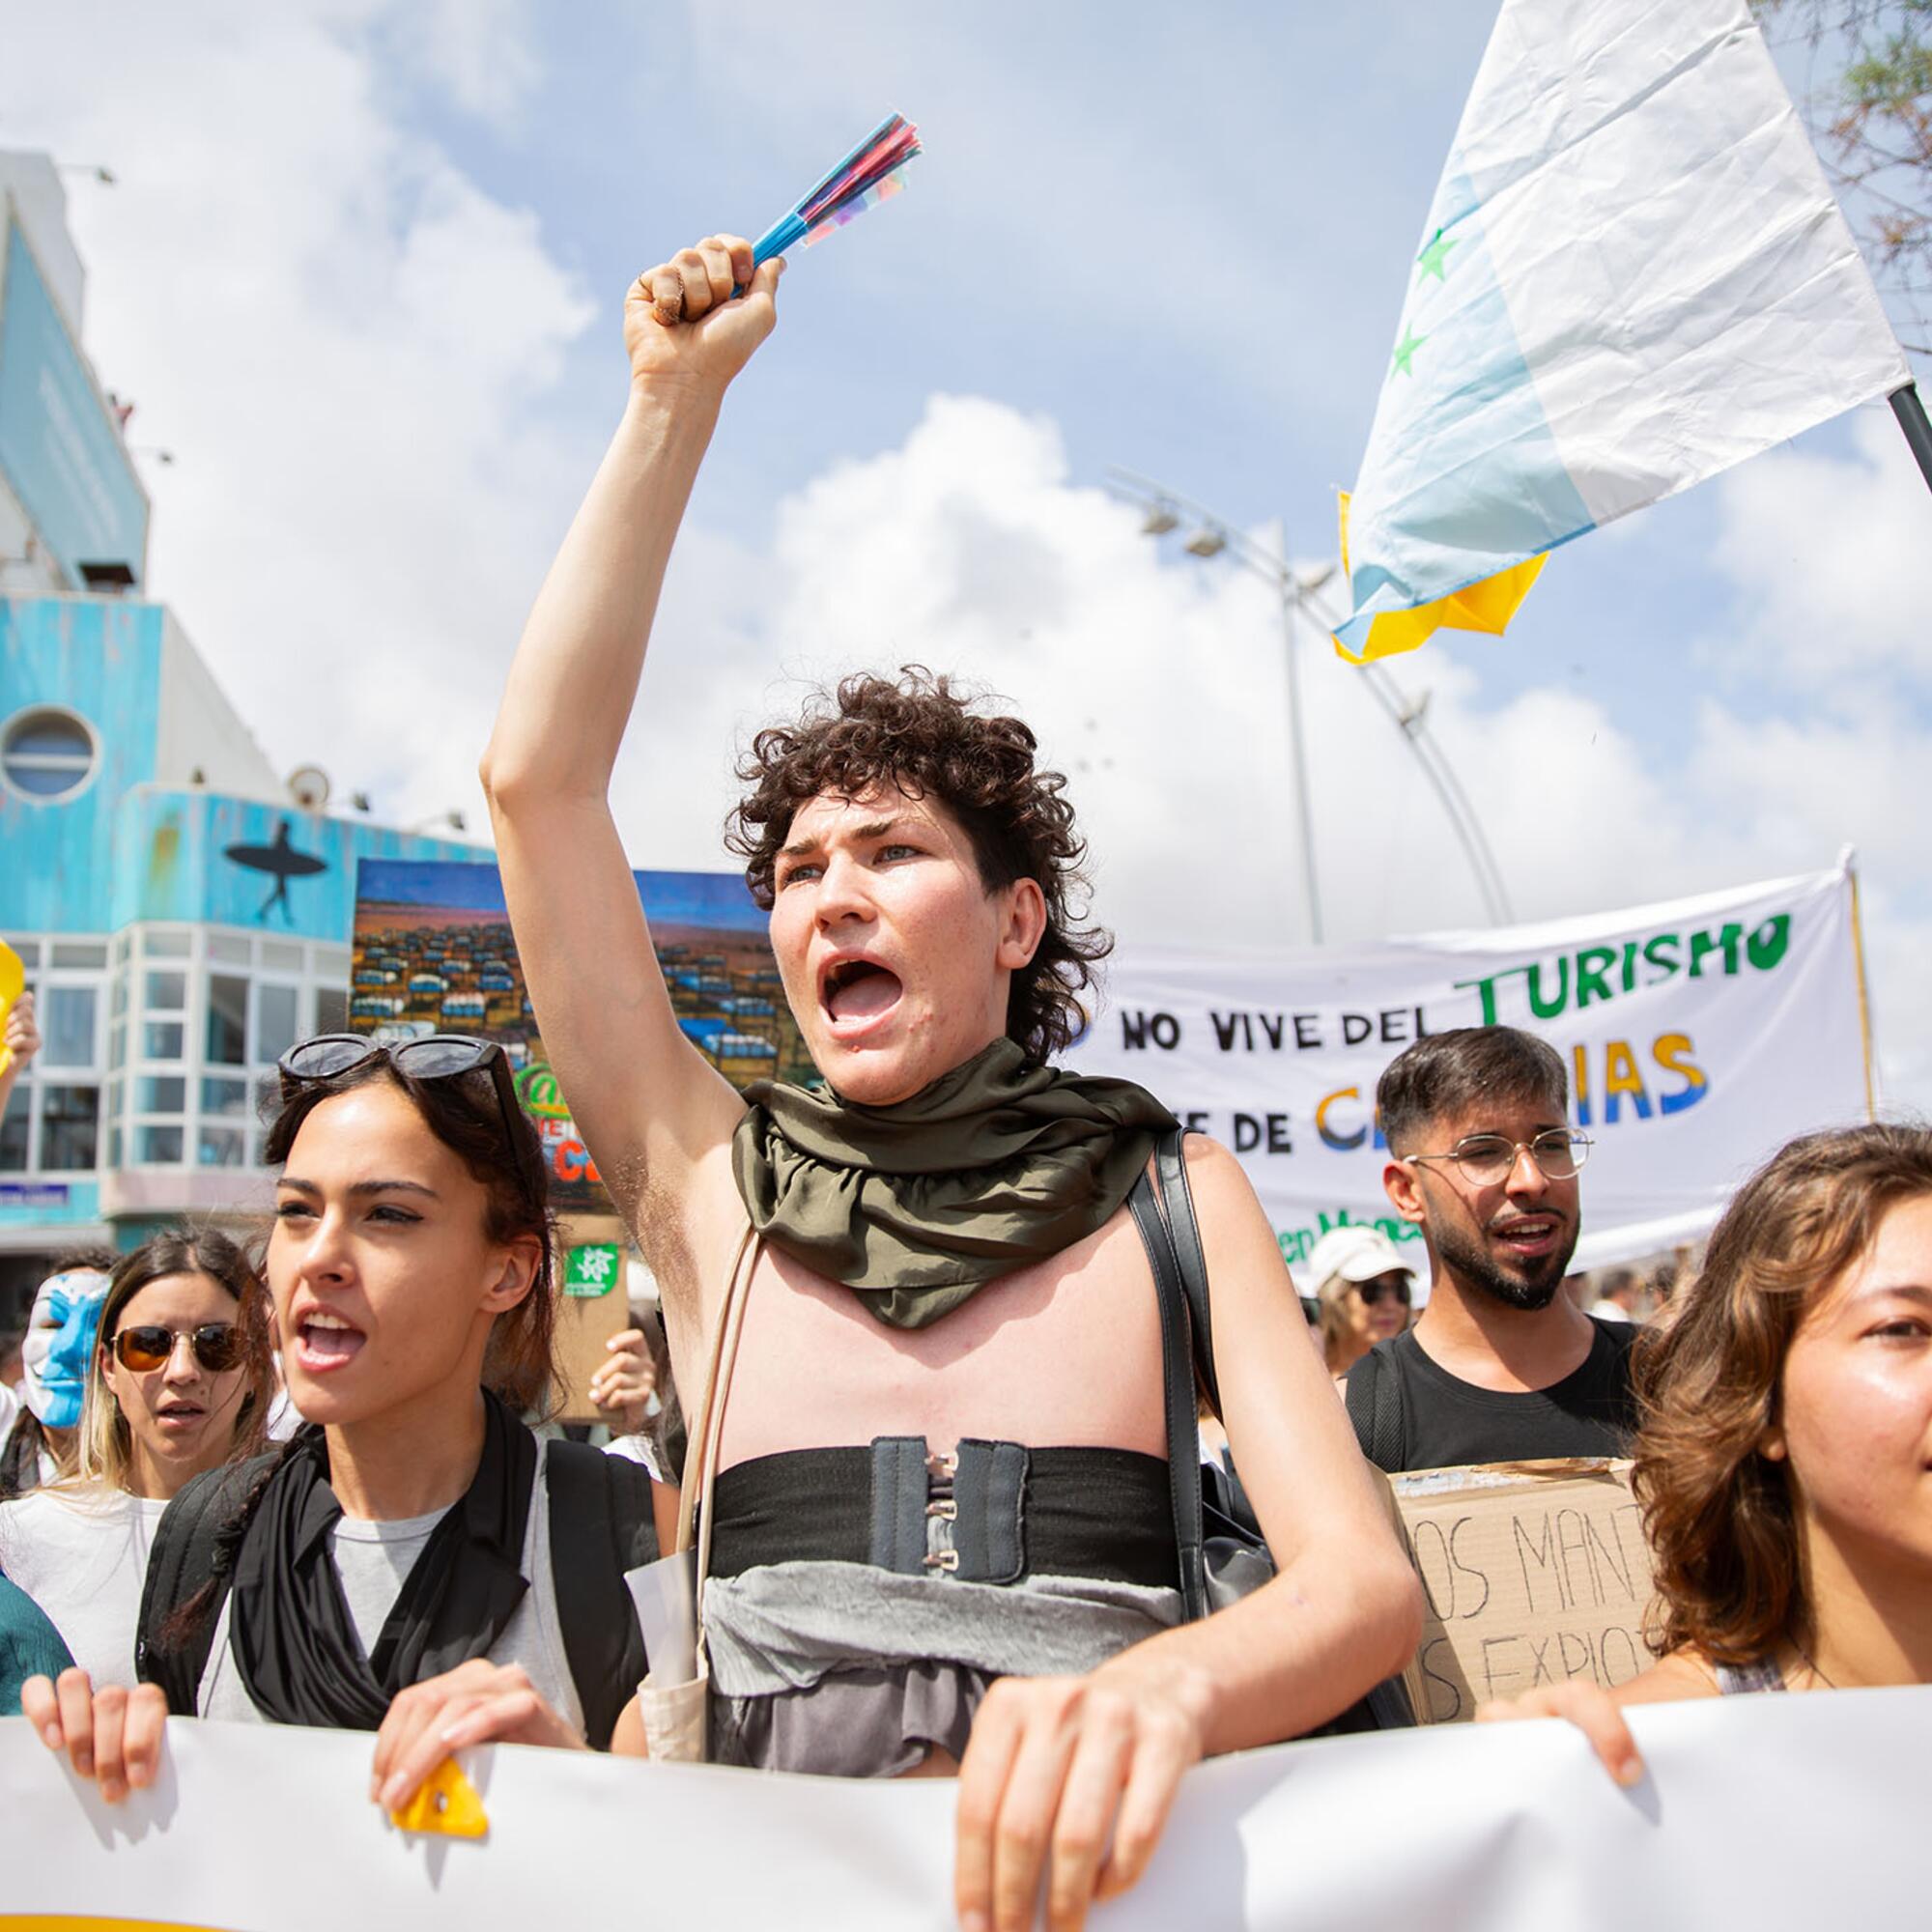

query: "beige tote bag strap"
xmin=677 ymin=1221 xmax=758 ymax=1618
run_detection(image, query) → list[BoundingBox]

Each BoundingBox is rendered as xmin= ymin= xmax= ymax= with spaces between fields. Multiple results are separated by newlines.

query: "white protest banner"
xmin=1066 ymin=861 xmax=1872 ymax=1273
xmin=6 ymin=1691 xmax=1925 ymax=1926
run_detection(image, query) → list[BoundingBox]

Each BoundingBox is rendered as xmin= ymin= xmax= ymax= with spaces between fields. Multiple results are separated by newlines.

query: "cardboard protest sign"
xmin=550 ymin=1222 xmax=633 ymax=1425
xmin=1389 ymin=1459 xmax=1657 ymax=1723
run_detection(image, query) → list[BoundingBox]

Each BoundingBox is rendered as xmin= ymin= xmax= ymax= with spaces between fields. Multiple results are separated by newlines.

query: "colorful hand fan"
xmin=751 ymin=112 xmax=922 ymax=269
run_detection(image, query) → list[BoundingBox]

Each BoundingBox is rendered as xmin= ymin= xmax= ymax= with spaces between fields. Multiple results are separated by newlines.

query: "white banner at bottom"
xmin=4 ymin=1690 xmax=1922 ymax=1927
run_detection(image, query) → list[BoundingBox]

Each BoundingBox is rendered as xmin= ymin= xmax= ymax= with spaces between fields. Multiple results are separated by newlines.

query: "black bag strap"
xmin=1152 ymin=1129 xmax=1218 ymax=1412
xmin=1127 ymin=1171 xmax=1209 ymax=1623
xmin=136 ymin=1451 xmax=280 ymax=1714
xmin=1344 ymin=1345 xmax=1407 ymax=1472
xmin=544 ymin=1439 xmax=660 ymax=1749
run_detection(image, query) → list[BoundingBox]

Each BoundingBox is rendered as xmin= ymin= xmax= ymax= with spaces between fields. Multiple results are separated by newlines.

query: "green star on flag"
xmin=1416 ymin=227 xmax=1456 ymax=281
xmin=1392 ymin=324 xmax=1426 ymax=377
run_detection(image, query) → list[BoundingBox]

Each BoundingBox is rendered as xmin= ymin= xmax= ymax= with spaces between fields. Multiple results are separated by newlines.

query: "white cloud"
xmin=0 ymin=0 xmax=593 ymax=821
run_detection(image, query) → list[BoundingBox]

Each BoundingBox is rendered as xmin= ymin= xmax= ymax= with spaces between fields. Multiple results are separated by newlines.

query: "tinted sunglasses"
xmin=278 ymin=1034 xmax=544 ymax=1207
xmin=112 ymin=1323 xmax=244 ymax=1374
xmin=1357 ymin=1277 xmax=1411 ymax=1308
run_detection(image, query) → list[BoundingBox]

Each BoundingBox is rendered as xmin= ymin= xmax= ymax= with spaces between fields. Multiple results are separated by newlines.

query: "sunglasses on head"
xmin=278 ymin=1034 xmax=544 ymax=1207
xmin=111 ymin=1323 xmax=243 ymax=1374
xmin=1356 ymin=1276 xmax=1411 ymax=1308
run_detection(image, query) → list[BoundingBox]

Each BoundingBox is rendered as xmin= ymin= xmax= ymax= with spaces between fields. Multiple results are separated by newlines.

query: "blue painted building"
xmin=0 ymin=156 xmax=488 ymax=1308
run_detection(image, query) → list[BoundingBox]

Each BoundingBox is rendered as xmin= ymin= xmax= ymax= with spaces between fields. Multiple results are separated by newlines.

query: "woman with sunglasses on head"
xmin=1304 ymin=1227 xmax=1416 ymax=1385
xmin=0 ymin=1229 xmax=271 ymax=1691
xmin=1478 ymin=1122 xmax=1932 ymax=1780
xmin=24 ymin=1034 xmax=666 ymax=1805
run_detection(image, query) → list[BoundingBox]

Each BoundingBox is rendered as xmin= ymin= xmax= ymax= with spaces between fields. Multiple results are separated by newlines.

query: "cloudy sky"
xmin=6 ymin=0 xmax=1930 ymax=1097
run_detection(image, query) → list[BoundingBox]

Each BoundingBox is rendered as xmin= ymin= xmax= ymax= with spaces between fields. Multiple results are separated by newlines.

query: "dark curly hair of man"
xmin=726 ymin=668 xmax=1110 ymax=1065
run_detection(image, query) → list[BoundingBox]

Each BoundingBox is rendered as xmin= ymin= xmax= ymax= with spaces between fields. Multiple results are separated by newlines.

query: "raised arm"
xmin=479 ymin=239 xmax=784 ymax=1270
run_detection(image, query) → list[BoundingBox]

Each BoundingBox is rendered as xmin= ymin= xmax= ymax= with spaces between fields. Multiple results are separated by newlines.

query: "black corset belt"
xmin=707 ymin=1438 xmax=1179 ymax=1591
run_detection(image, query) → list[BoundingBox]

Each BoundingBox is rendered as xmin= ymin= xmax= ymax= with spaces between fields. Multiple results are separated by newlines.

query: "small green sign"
xmin=564 ymin=1242 xmax=622 ymax=1297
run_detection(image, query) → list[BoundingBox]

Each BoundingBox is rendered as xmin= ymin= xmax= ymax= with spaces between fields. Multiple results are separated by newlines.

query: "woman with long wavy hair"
xmin=23 ymin=1036 xmax=668 ymax=1805
xmin=1479 ymin=1122 xmax=1932 ymax=1778
xmin=0 ymin=1229 xmax=273 ymax=1689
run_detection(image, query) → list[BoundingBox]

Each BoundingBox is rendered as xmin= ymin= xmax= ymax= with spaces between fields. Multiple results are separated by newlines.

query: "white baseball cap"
xmin=1302 ymin=1225 xmax=1416 ymax=1290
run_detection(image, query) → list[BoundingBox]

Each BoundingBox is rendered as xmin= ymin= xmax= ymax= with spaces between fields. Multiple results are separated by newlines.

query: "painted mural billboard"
xmin=0 ymin=217 xmax=149 ymax=589
xmin=352 ymin=860 xmax=813 ymax=1212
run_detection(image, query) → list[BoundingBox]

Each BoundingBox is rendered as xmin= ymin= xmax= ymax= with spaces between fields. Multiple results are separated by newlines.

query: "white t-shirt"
xmin=0 ymin=1486 xmax=169 ymax=1688
xmin=198 ymin=1438 xmax=582 ymax=1730
xmin=1589 ymin=1299 xmax=1634 ymax=1323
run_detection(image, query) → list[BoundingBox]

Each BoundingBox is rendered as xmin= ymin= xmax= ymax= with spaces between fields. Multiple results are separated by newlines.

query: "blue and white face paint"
xmin=19 ymin=1269 xmax=111 ymax=1430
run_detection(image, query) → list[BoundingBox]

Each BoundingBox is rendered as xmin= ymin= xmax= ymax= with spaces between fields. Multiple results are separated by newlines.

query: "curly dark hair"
xmin=726 ymin=668 xmax=1110 ymax=1064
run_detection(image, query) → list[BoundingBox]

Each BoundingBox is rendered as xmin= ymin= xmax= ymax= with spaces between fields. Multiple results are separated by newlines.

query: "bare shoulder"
xmin=1613 ymin=1649 xmax=1721 ymax=1707
xmin=1177 ymin=1133 xmax=1278 ymax=1253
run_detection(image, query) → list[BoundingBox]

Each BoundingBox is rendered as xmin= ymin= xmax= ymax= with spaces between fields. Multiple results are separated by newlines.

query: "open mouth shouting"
xmin=818 ymin=952 xmax=905 ymax=1038
xmin=292 ymin=1305 xmax=367 ymax=1375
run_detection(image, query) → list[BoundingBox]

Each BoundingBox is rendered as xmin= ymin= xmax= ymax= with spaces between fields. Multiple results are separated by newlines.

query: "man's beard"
xmin=1435 ymin=1217 xmax=1577 ymax=1312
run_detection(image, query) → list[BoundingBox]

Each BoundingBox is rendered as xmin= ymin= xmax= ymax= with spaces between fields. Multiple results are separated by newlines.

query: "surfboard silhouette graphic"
xmin=223 ymin=818 xmax=328 ymax=923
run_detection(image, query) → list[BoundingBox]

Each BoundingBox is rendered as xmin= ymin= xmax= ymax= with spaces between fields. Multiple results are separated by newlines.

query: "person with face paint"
xmin=1 ymin=1254 xmax=115 ymax=1498
xmin=1478 ymin=1123 xmax=1932 ymax=1779
xmin=0 ymin=1230 xmax=273 ymax=1690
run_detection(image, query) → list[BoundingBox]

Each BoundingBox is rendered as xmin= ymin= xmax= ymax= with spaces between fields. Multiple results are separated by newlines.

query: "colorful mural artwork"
xmin=353 ymin=860 xmax=815 ymax=1213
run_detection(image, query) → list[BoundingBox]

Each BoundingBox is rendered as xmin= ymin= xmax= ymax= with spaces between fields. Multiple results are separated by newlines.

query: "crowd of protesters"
xmin=3 ymin=234 xmax=1927 ymax=1929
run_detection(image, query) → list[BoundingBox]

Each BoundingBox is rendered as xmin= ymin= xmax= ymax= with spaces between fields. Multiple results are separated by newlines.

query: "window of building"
xmin=108 ymin=1023 xmax=126 ymax=1071
xmin=198 ymin=1126 xmax=247 ymax=1168
xmin=208 ymin=934 xmax=250 ymax=965
xmin=135 ymin=1123 xmax=184 ymax=1166
xmin=145 ymin=970 xmax=187 ymax=1011
xmin=315 ymin=987 xmax=349 ymax=1035
xmin=41 ymin=1086 xmax=99 ymax=1171
xmin=1 ymin=707 xmax=98 ymax=800
xmin=0 ymin=1096 xmax=28 ymax=1171
xmin=201 ymin=1076 xmax=249 ymax=1117
xmin=255 ymin=983 xmax=299 ymax=1065
xmin=41 ymin=985 xmax=98 ymax=1067
xmin=207 ymin=975 xmax=248 ymax=1065
xmin=143 ymin=1021 xmax=185 ymax=1061
xmin=50 ymin=942 xmax=107 ymax=970
xmin=3 ymin=937 xmax=41 ymax=966
xmin=261 ymin=941 xmax=303 ymax=973
xmin=143 ymin=931 xmax=192 ymax=959
xmin=137 ymin=1074 xmax=185 ymax=1114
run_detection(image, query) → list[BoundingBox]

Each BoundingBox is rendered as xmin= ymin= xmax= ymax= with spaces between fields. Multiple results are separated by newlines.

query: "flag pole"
xmin=1890 ymin=384 xmax=1932 ymax=496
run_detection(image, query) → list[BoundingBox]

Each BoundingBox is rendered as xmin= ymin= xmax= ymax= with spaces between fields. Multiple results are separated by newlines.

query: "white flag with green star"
xmin=1332 ymin=0 xmax=1909 ymax=665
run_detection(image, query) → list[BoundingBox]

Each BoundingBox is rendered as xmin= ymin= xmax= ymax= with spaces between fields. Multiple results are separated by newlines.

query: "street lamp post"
xmin=1111 ymin=468 xmax=1516 ymax=931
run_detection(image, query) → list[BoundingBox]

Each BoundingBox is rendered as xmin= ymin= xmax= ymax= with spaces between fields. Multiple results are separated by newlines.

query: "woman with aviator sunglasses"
xmin=25 ymin=1033 xmax=665 ymax=1805
xmin=0 ymin=1228 xmax=272 ymax=1691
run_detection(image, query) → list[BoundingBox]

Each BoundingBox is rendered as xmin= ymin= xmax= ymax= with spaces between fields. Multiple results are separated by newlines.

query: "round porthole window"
xmin=1 ymin=706 xmax=99 ymax=801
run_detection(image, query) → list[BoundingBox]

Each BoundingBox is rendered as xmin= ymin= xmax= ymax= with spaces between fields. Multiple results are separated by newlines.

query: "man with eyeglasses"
xmin=1344 ymin=1027 xmax=1637 ymax=1472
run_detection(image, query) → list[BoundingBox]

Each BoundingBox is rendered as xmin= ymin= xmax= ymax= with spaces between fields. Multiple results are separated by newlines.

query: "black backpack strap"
xmin=544 ymin=1439 xmax=661 ymax=1749
xmin=1151 ymin=1128 xmax=1219 ymax=1414
xmin=1127 ymin=1170 xmax=1209 ymax=1623
xmin=136 ymin=1451 xmax=279 ymax=1714
xmin=1344 ymin=1345 xmax=1406 ymax=1472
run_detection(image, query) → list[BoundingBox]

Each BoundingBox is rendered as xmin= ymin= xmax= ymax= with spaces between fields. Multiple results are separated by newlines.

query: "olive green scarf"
xmin=730 ymin=1037 xmax=1179 ymax=1329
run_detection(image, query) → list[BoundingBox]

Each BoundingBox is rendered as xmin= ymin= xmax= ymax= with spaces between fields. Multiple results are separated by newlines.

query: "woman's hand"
xmin=4 ymin=989 xmax=41 ymax=1066
xmin=953 ymin=1662 xmax=1208 ymax=1932
xmin=1474 ymin=1680 xmax=1645 ymax=1786
xmin=622 ymin=234 xmax=781 ymax=401
xmin=370 ymin=1661 xmax=587 ymax=1813
xmin=587 ymin=1327 xmax=656 ymax=1435
xmin=20 ymin=1669 xmax=169 ymax=1804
